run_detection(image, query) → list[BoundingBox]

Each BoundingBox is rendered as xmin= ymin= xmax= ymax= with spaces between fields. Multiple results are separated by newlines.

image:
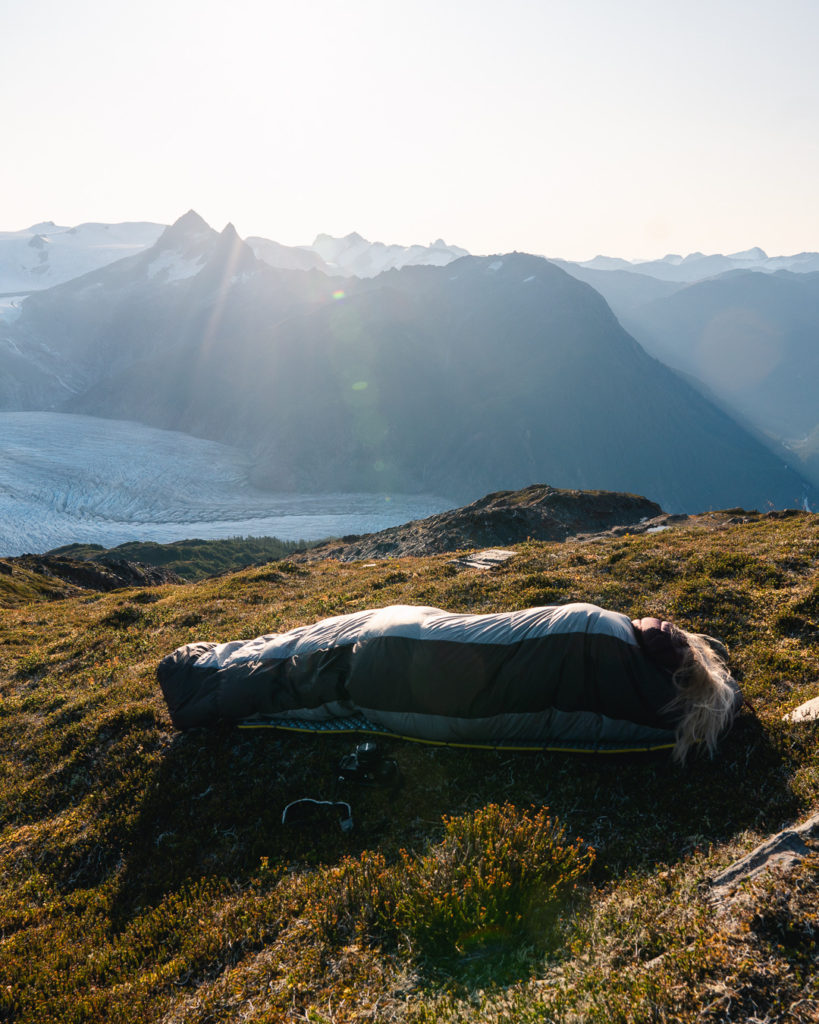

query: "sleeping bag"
xmin=157 ymin=602 xmax=687 ymax=752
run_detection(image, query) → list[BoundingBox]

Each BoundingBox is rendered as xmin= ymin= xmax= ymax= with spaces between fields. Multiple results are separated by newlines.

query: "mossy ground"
xmin=1 ymin=511 xmax=818 ymax=1022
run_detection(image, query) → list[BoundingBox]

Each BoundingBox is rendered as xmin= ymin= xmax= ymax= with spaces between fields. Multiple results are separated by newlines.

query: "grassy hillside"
xmin=0 ymin=558 xmax=84 ymax=606
xmin=1 ymin=511 xmax=818 ymax=1022
xmin=48 ymin=535 xmax=323 ymax=581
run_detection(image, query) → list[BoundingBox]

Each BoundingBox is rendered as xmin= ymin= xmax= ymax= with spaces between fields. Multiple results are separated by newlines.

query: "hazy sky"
xmin=3 ymin=0 xmax=818 ymax=260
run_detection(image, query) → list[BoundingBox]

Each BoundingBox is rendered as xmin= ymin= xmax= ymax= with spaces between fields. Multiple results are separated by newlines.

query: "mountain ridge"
xmin=0 ymin=211 xmax=471 ymax=295
xmin=6 ymin=210 xmax=819 ymax=297
xmin=292 ymin=484 xmax=666 ymax=561
xmin=567 ymin=246 xmax=819 ymax=282
xmin=622 ymin=269 xmax=819 ymax=488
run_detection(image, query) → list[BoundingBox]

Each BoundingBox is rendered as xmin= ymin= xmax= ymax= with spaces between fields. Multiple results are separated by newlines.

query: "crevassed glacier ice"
xmin=0 ymin=413 xmax=450 ymax=556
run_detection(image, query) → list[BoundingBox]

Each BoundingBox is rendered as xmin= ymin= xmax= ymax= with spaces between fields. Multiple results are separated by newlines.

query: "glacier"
xmin=0 ymin=221 xmax=165 ymax=293
xmin=0 ymin=413 xmax=450 ymax=557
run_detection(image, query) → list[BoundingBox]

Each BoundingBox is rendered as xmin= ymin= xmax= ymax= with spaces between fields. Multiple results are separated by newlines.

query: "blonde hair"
xmin=665 ymin=631 xmax=738 ymax=763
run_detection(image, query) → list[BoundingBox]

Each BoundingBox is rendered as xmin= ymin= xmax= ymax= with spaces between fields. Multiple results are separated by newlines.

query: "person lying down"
xmin=157 ymin=602 xmax=742 ymax=761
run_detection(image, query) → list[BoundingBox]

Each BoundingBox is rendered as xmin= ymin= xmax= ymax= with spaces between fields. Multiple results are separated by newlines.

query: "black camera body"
xmin=337 ymin=741 xmax=399 ymax=787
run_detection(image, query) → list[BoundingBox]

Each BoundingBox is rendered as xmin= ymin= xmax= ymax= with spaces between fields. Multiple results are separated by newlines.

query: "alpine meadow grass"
xmin=1 ymin=508 xmax=818 ymax=1021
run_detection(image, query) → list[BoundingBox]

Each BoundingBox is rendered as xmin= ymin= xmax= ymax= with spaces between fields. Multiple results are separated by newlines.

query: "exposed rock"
xmin=710 ymin=812 xmax=819 ymax=906
xmin=448 ymin=548 xmax=516 ymax=571
xmin=10 ymin=553 xmax=181 ymax=591
xmin=783 ymin=696 xmax=819 ymax=723
xmin=293 ymin=484 xmax=664 ymax=562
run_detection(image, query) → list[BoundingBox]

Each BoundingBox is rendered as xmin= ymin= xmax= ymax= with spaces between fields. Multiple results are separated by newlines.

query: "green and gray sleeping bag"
xmin=157 ymin=602 xmax=684 ymax=752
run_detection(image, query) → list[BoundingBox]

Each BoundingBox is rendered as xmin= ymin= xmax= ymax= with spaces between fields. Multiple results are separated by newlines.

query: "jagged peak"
xmin=173 ymin=209 xmax=211 ymax=232
xmin=202 ymin=221 xmax=258 ymax=277
xmin=154 ymin=210 xmax=216 ymax=252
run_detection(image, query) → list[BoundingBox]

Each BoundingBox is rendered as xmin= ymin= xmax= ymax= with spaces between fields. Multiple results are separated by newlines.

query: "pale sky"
xmin=2 ymin=0 xmax=818 ymax=261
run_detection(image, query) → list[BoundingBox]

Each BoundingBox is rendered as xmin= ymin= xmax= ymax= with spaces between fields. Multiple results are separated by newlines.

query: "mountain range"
xmin=5 ymin=216 xmax=816 ymax=299
xmin=564 ymin=247 xmax=819 ymax=283
xmin=1 ymin=210 xmax=813 ymax=513
xmin=0 ymin=218 xmax=467 ymax=296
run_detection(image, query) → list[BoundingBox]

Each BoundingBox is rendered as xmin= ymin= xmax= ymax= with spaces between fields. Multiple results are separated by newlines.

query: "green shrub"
xmin=774 ymin=612 xmax=819 ymax=639
xmin=48 ymin=536 xmax=324 ymax=581
xmin=793 ymin=582 xmax=819 ymax=619
xmin=312 ymin=803 xmax=593 ymax=960
xmin=99 ymin=605 xmax=147 ymax=629
xmin=15 ymin=651 xmax=48 ymax=677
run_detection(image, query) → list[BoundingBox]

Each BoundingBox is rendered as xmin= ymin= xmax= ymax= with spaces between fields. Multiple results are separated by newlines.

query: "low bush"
xmin=311 ymin=803 xmax=593 ymax=960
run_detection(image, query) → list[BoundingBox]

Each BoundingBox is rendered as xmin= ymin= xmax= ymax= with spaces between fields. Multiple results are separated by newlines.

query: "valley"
xmin=2 ymin=213 xmax=814 ymax=522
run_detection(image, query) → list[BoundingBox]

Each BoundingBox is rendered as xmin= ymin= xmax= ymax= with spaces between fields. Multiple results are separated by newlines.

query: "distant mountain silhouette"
xmin=0 ymin=214 xmax=468 ymax=295
xmin=308 ymin=232 xmax=468 ymax=277
xmin=1 ymin=213 xmax=813 ymax=513
xmin=624 ymin=270 xmax=819 ymax=486
xmin=245 ymin=236 xmax=328 ymax=272
xmin=552 ymin=261 xmax=683 ymax=315
xmin=566 ymin=248 xmax=819 ymax=284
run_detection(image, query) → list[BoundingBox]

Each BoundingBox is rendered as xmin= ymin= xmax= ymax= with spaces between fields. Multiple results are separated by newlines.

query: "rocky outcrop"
xmin=710 ymin=812 xmax=819 ymax=907
xmin=783 ymin=696 xmax=819 ymax=723
xmin=10 ymin=553 xmax=181 ymax=591
xmin=294 ymin=484 xmax=664 ymax=562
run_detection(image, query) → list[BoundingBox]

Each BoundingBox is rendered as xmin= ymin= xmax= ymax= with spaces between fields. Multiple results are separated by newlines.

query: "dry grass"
xmin=1 ymin=510 xmax=818 ymax=1021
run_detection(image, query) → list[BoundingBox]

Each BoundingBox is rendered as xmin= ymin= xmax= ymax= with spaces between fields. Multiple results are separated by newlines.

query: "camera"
xmin=336 ymin=741 xmax=399 ymax=787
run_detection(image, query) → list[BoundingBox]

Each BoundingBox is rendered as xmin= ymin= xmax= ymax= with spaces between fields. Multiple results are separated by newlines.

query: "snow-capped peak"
xmin=0 ymin=219 xmax=165 ymax=294
xmin=141 ymin=214 xmax=257 ymax=284
xmin=155 ymin=210 xmax=215 ymax=251
xmin=304 ymin=231 xmax=468 ymax=277
xmin=728 ymin=246 xmax=768 ymax=261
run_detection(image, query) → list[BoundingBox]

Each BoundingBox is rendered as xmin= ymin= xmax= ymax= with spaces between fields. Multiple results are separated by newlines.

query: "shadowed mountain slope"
xmin=553 ymin=260 xmax=684 ymax=316
xmin=624 ymin=270 xmax=819 ymax=486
